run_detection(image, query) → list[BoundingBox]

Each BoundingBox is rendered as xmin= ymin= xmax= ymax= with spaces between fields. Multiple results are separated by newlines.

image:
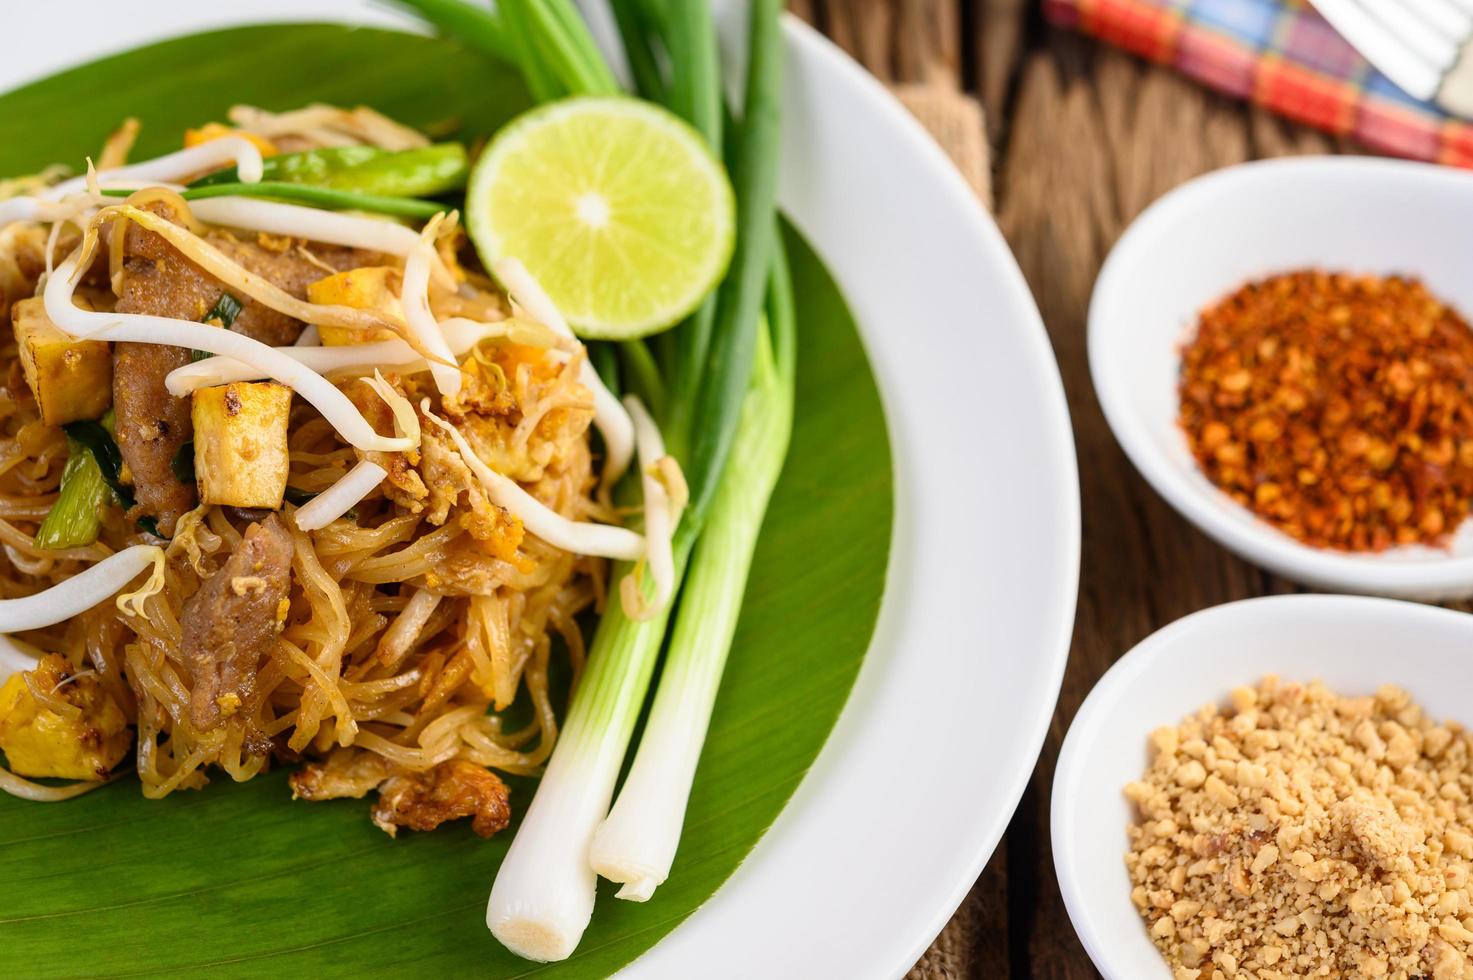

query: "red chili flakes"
xmin=1178 ymin=270 xmax=1473 ymax=552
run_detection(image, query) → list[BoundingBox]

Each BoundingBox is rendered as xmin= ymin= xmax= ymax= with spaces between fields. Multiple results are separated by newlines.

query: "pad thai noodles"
xmin=0 ymin=105 xmax=674 ymax=838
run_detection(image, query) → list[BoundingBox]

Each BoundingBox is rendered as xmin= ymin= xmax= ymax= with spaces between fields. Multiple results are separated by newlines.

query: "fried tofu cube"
xmin=0 ymin=654 xmax=130 ymax=780
xmin=306 ymin=266 xmax=404 ymax=345
xmin=192 ymin=382 xmax=292 ymax=508
xmin=12 ymin=297 xmax=112 ymax=426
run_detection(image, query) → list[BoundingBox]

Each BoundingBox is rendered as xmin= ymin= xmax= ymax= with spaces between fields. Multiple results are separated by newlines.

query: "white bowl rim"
xmin=1089 ymin=155 xmax=1473 ymax=597
xmin=1051 ymin=592 xmax=1473 ymax=976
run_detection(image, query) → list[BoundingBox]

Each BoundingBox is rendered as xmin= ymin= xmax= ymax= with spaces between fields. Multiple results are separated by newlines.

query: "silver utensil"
xmin=1313 ymin=0 xmax=1473 ymax=116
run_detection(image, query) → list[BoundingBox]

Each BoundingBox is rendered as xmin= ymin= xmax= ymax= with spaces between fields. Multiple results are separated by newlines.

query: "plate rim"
xmin=637 ymin=13 xmax=1080 ymax=978
xmin=0 ymin=5 xmax=1083 ymax=977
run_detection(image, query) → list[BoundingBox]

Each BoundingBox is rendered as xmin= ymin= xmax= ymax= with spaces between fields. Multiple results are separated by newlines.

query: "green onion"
xmin=171 ymin=442 xmax=195 ymax=485
xmin=591 ymin=300 xmax=793 ymax=902
xmin=588 ymin=342 xmax=621 ymax=398
xmin=499 ymin=0 xmax=569 ymax=102
xmin=34 ymin=437 xmax=109 ymax=550
xmin=663 ymin=0 xmax=724 ymax=458
xmin=533 ymin=0 xmax=621 ymax=96
xmin=101 ymin=183 xmax=448 ymax=219
xmin=666 ymin=1 xmax=722 ymax=147
xmin=608 ymin=0 xmax=667 ymax=100
xmin=387 ymin=0 xmax=518 ymax=62
xmin=617 ymin=339 xmax=666 ymax=421
xmin=392 ymin=0 xmax=795 ymax=959
xmin=681 ymin=0 xmax=783 ymax=529
xmin=191 ymin=143 xmax=469 ymax=197
xmin=484 ymin=547 xmax=690 ymax=961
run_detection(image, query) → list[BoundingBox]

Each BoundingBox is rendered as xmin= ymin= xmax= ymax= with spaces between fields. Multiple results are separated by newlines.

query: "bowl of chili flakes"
xmin=1089 ymin=156 xmax=1473 ymax=600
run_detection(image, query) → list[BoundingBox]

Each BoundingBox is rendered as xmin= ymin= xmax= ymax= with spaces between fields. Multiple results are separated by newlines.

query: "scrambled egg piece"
xmin=0 ymin=654 xmax=130 ymax=780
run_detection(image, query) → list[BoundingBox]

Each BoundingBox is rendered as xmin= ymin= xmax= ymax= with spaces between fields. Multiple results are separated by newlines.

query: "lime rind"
xmin=466 ymin=96 xmax=736 ymax=340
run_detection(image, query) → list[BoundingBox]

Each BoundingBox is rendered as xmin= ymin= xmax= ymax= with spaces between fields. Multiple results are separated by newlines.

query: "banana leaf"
xmin=0 ymin=24 xmax=892 ymax=978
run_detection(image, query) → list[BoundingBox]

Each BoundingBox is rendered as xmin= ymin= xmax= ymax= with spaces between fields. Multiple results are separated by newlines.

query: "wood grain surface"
xmin=794 ymin=1 xmax=1364 ymax=976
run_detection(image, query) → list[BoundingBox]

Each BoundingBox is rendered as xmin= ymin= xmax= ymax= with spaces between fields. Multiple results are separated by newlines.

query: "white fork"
xmin=1312 ymin=0 xmax=1473 ymax=116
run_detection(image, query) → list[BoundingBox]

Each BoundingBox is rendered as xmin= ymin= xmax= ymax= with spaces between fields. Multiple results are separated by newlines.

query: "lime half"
xmin=466 ymin=96 xmax=736 ymax=340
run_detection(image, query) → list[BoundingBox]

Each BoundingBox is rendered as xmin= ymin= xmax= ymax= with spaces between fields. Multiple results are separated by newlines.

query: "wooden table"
xmin=792 ymin=1 xmax=1356 ymax=975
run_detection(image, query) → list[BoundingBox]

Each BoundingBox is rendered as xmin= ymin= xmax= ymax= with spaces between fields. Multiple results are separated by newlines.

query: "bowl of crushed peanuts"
xmin=1053 ymin=593 xmax=1473 ymax=979
xmin=1090 ymin=155 xmax=1473 ymax=599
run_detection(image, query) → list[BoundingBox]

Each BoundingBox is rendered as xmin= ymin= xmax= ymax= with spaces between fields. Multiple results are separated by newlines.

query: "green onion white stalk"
xmin=590 ymin=305 xmax=794 ymax=901
xmin=484 ymin=566 xmax=686 ymax=961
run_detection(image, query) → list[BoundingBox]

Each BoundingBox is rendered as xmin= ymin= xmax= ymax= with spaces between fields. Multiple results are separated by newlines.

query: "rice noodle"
xmin=0 ymin=546 xmax=161 ymax=632
xmin=295 ymin=460 xmax=388 ymax=531
xmin=0 ymin=106 xmax=604 ymax=813
xmin=423 ymin=404 xmax=644 ymax=561
xmin=229 ymin=103 xmax=429 ymax=151
xmin=493 ymin=258 xmax=634 ymax=486
xmin=0 ymin=766 xmax=106 ymax=801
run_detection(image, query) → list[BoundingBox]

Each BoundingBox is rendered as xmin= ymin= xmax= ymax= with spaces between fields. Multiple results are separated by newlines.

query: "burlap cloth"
xmin=890 ymin=83 xmax=992 ymax=980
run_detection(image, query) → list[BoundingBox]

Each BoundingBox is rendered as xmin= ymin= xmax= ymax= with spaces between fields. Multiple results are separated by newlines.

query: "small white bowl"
xmin=1052 ymin=593 xmax=1473 ymax=979
xmin=1089 ymin=156 xmax=1473 ymax=600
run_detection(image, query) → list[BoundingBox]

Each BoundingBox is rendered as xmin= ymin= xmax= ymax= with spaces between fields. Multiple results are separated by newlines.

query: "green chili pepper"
xmin=191 ymin=143 xmax=469 ymax=197
xmin=103 ymin=182 xmax=448 ymax=219
xmin=34 ymin=437 xmax=109 ymax=550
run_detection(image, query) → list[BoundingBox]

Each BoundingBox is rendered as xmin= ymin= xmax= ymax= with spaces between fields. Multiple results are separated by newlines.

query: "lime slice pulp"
xmin=465 ymin=96 xmax=736 ymax=340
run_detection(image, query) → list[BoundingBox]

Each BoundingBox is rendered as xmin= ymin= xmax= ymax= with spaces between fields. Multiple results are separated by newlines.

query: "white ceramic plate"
xmin=5 ymin=4 xmax=1081 ymax=977
xmin=1090 ymin=156 xmax=1473 ymax=600
xmin=1053 ymin=594 xmax=1473 ymax=978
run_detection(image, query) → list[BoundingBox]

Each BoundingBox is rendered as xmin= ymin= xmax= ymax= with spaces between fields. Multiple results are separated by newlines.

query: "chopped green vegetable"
xmin=282 ymin=486 xmax=318 ymax=506
xmin=191 ymin=143 xmax=469 ymax=196
xmin=683 ymin=0 xmax=783 ymax=527
xmin=203 ymin=292 xmax=242 ymax=328
xmin=592 ymin=246 xmax=796 ymax=904
xmin=171 ymin=442 xmax=195 ymax=485
xmin=192 ymin=291 xmax=242 ymax=360
xmin=608 ymin=0 xmax=666 ymax=101
xmin=35 ymin=437 xmax=109 ymax=550
xmin=70 ymin=416 xmax=167 ymax=537
xmin=63 ymin=419 xmax=130 ymax=509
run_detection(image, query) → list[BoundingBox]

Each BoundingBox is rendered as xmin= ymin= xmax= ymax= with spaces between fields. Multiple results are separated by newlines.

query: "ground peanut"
xmin=1125 ymin=677 xmax=1473 ymax=979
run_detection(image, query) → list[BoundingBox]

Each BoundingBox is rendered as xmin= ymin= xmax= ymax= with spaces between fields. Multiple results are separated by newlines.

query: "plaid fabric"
xmin=1044 ymin=0 xmax=1473 ymax=167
